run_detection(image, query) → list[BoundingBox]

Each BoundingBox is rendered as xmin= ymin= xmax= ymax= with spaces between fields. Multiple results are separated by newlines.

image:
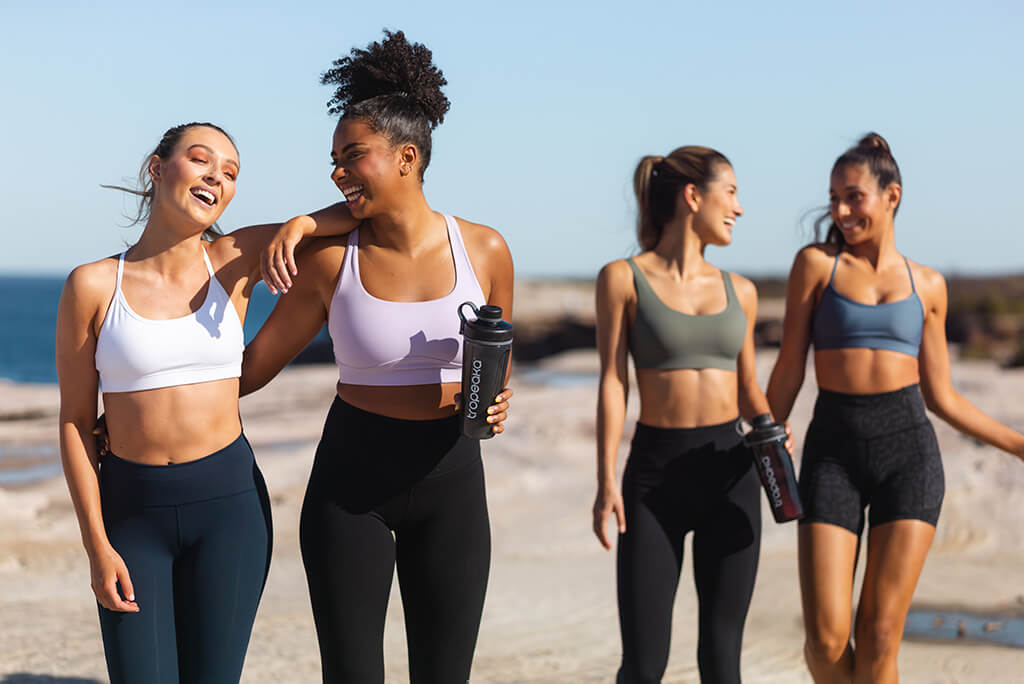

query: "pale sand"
xmin=2 ymin=352 xmax=1023 ymax=683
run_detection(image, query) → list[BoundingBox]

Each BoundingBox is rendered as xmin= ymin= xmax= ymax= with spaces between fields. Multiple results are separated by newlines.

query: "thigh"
xmin=868 ymin=421 xmax=944 ymax=528
xmin=855 ymin=519 xmax=935 ymax=640
xmin=396 ymin=457 xmax=491 ymax=684
xmin=616 ymin=461 xmax=688 ymax=682
xmin=174 ymin=487 xmax=272 ymax=684
xmin=300 ymin=483 xmax=398 ymax=684
xmin=798 ymin=522 xmax=860 ymax=644
xmin=99 ymin=508 xmax=179 ymax=684
xmin=800 ymin=423 xmax=867 ymax=536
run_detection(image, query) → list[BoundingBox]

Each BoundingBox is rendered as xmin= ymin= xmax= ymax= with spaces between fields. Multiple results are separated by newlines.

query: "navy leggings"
xmin=617 ymin=420 xmax=761 ymax=684
xmin=300 ymin=397 xmax=490 ymax=684
xmin=98 ymin=433 xmax=272 ymax=684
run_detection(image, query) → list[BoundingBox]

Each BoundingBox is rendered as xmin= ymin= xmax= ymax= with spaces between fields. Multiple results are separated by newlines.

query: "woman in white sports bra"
xmin=240 ymin=31 xmax=513 ymax=683
xmin=56 ymin=122 xmax=359 ymax=683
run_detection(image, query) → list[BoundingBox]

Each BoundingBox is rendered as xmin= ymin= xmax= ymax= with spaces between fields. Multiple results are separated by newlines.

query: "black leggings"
xmin=300 ymin=397 xmax=490 ymax=684
xmin=617 ymin=420 xmax=761 ymax=684
xmin=98 ymin=433 xmax=272 ymax=684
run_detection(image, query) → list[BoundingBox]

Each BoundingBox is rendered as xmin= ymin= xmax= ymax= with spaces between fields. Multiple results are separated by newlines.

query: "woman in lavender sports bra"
xmin=56 ymin=122 xmax=359 ymax=683
xmin=240 ymin=31 xmax=513 ymax=683
xmin=766 ymin=133 xmax=1024 ymax=684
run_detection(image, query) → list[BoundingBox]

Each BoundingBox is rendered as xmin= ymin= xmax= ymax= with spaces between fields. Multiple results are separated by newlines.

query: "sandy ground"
xmin=2 ymin=351 xmax=1024 ymax=683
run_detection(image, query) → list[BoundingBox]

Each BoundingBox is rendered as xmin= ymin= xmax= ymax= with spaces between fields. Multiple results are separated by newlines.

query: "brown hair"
xmin=815 ymin=132 xmax=902 ymax=246
xmin=633 ymin=146 xmax=731 ymax=250
xmin=103 ymin=122 xmax=236 ymax=241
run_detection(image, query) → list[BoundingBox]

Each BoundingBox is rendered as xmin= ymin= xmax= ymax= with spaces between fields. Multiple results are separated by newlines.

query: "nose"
xmin=834 ymin=201 xmax=851 ymax=219
xmin=734 ymin=201 xmax=743 ymax=218
xmin=330 ymin=164 xmax=345 ymax=184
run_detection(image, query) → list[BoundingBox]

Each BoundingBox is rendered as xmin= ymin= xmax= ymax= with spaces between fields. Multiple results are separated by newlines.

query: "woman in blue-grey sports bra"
xmin=593 ymin=146 xmax=791 ymax=683
xmin=767 ymin=133 xmax=1024 ymax=684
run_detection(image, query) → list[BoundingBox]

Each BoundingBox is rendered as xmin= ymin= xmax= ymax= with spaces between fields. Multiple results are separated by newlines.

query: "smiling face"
xmin=690 ymin=163 xmax=743 ymax=246
xmin=149 ymin=126 xmax=239 ymax=228
xmin=829 ymin=162 xmax=900 ymax=244
xmin=329 ymin=118 xmax=412 ymax=218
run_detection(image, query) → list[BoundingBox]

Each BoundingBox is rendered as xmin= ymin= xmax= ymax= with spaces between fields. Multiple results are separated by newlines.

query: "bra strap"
xmin=115 ymin=251 xmax=126 ymax=291
xmin=200 ymin=246 xmax=215 ymax=276
xmin=720 ymin=269 xmax=736 ymax=305
xmin=902 ymin=256 xmax=917 ymax=293
xmin=828 ymin=247 xmax=841 ymax=286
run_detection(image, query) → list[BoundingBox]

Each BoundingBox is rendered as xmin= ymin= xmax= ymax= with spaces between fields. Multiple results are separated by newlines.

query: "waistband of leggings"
xmin=100 ymin=433 xmax=257 ymax=506
xmin=632 ymin=417 xmax=742 ymax=450
xmin=815 ymin=383 xmax=923 ymax=408
xmin=329 ymin=395 xmax=460 ymax=431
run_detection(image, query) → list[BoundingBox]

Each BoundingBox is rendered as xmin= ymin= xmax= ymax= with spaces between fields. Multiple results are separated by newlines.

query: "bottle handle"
xmin=458 ymin=301 xmax=479 ymax=335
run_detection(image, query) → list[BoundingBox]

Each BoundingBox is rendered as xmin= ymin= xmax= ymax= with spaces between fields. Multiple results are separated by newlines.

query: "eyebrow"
xmin=188 ymin=144 xmax=239 ymax=169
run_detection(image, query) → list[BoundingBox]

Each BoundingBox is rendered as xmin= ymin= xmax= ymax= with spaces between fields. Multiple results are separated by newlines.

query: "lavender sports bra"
xmin=328 ymin=214 xmax=487 ymax=386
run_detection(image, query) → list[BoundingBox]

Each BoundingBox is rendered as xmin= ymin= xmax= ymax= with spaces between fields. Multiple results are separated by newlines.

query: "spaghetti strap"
xmin=720 ymin=269 xmax=736 ymax=305
xmin=200 ymin=247 xmax=215 ymax=277
xmin=828 ymin=247 xmax=841 ymax=286
xmin=902 ymin=256 xmax=916 ymax=293
xmin=115 ymin=252 xmax=126 ymax=291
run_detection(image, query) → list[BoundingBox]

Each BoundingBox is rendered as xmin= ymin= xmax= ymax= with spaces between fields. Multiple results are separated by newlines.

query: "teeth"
xmin=724 ymin=218 xmax=735 ymax=226
xmin=341 ymin=184 xmax=364 ymax=202
xmin=191 ymin=188 xmax=216 ymax=205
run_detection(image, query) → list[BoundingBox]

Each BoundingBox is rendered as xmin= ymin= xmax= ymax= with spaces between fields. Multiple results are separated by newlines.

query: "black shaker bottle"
xmin=742 ymin=414 xmax=804 ymax=523
xmin=458 ymin=301 xmax=514 ymax=440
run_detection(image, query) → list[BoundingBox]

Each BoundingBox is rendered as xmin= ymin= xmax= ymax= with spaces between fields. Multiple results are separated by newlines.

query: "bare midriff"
xmin=103 ymin=378 xmax=242 ymax=465
xmin=337 ymin=381 xmax=461 ymax=421
xmin=636 ymin=368 xmax=739 ymax=429
xmin=814 ymin=349 xmax=920 ymax=395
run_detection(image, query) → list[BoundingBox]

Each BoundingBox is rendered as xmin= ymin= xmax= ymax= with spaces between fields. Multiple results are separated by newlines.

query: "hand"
xmin=592 ymin=485 xmax=626 ymax=550
xmin=89 ymin=545 xmax=139 ymax=613
xmin=454 ymin=387 xmax=514 ymax=435
xmin=784 ymin=421 xmax=795 ymax=455
xmin=91 ymin=413 xmax=110 ymax=457
xmin=260 ymin=216 xmax=313 ymax=295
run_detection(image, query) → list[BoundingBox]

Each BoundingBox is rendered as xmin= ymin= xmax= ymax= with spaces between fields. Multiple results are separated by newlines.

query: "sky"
xmin=2 ymin=0 xmax=1022 ymax=278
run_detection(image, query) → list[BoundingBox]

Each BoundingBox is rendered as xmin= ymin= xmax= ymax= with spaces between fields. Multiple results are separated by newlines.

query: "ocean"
xmin=0 ymin=275 xmax=313 ymax=384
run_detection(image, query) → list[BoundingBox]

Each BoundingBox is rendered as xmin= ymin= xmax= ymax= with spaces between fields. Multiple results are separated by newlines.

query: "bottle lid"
xmin=458 ymin=301 xmax=514 ymax=342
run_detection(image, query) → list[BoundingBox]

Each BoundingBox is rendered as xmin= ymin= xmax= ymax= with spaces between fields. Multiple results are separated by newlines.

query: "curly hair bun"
xmin=321 ymin=29 xmax=450 ymax=129
xmin=857 ymin=132 xmax=892 ymax=155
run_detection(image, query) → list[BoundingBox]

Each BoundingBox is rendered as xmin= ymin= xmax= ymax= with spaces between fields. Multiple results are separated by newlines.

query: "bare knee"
xmin=855 ymin=615 xmax=902 ymax=664
xmin=804 ymin=623 xmax=851 ymax=665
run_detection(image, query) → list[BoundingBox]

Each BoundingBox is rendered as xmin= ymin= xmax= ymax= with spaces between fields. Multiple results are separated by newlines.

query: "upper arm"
xmin=461 ymin=219 xmax=514 ymax=320
xmin=595 ymin=261 xmax=632 ymax=385
xmin=240 ymin=244 xmax=337 ymax=394
xmin=307 ymin=202 xmax=359 ymax=237
xmin=776 ymin=246 xmax=826 ymax=370
xmin=56 ymin=264 xmax=107 ymax=424
xmin=732 ymin=273 xmax=760 ymax=390
xmin=916 ymin=266 xmax=953 ymax=408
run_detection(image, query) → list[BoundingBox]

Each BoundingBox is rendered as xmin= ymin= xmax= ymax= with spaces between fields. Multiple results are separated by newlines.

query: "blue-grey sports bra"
xmin=812 ymin=250 xmax=924 ymax=357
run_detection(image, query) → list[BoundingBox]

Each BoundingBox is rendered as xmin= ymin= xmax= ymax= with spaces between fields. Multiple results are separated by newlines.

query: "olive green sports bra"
xmin=626 ymin=258 xmax=747 ymax=371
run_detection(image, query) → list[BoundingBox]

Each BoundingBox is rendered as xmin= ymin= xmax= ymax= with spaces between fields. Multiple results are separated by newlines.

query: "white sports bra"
xmin=94 ymin=249 xmax=244 ymax=393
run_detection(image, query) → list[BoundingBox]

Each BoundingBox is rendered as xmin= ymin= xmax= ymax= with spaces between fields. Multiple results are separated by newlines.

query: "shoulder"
xmin=596 ymin=259 xmax=636 ymax=302
xmin=62 ymin=257 xmax=118 ymax=304
xmin=455 ymin=216 xmax=511 ymax=261
xmin=298 ymin=234 xmax=349 ymax=273
xmin=725 ymin=270 xmax=757 ymax=306
xmin=794 ymin=242 xmax=837 ymax=270
xmin=906 ymin=258 xmax=946 ymax=304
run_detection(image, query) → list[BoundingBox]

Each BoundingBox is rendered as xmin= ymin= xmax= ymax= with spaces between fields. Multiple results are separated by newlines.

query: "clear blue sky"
xmin=2 ymin=0 xmax=1021 ymax=278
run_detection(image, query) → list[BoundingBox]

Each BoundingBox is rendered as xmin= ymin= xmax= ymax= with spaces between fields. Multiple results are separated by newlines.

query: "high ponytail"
xmin=633 ymin=146 xmax=731 ymax=250
xmin=815 ymin=132 xmax=902 ymax=246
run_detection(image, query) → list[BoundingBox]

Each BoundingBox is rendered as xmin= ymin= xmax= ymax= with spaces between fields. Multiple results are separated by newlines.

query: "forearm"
xmin=767 ymin=363 xmax=804 ymax=423
xmin=596 ymin=380 xmax=628 ymax=487
xmin=305 ymin=202 xmax=357 ymax=236
xmin=931 ymin=391 xmax=1024 ymax=456
xmin=59 ymin=421 xmax=109 ymax=555
xmin=739 ymin=382 xmax=772 ymax=422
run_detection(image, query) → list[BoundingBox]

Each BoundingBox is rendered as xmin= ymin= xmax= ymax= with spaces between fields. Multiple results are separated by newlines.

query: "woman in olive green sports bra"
xmin=593 ymin=146 xmax=791 ymax=683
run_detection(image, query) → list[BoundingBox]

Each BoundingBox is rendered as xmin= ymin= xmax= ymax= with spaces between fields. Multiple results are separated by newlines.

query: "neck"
xmin=130 ymin=211 xmax=208 ymax=273
xmin=651 ymin=216 xmax=708 ymax=277
xmin=365 ymin=191 xmax=440 ymax=253
xmin=844 ymin=223 xmax=898 ymax=269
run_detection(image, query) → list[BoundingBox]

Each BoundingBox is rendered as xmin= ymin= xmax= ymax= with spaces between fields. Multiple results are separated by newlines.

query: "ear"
xmin=682 ymin=183 xmax=701 ymax=213
xmin=886 ymin=182 xmax=902 ymax=211
xmin=147 ymin=155 xmax=162 ymax=184
xmin=398 ymin=143 xmax=419 ymax=177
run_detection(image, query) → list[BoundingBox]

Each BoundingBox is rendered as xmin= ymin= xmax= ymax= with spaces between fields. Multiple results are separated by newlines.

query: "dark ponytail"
xmin=102 ymin=122 xmax=235 ymax=241
xmin=633 ymin=146 xmax=731 ymax=250
xmin=815 ymin=132 xmax=902 ymax=246
xmin=321 ymin=30 xmax=450 ymax=181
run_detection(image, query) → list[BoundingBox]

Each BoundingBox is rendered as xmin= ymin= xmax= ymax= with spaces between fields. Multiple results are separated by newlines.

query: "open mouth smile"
xmin=190 ymin=187 xmax=217 ymax=207
xmin=340 ymin=183 xmax=364 ymax=203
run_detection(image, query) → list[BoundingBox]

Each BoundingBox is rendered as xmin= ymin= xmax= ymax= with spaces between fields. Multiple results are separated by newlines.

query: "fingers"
xmin=592 ymin=508 xmax=611 ymax=550
xmin=614 ymin=500 xmax=626 ymax=536
xmin=273 ymin=247 xmax=291 ymax=292
xmin=284 ymin=238 xmax=299 ymax=277
xmin=488 ymin=387 xmax=513 ymax=434
xmin=94 ymin=574 xmax=138 ymax=613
